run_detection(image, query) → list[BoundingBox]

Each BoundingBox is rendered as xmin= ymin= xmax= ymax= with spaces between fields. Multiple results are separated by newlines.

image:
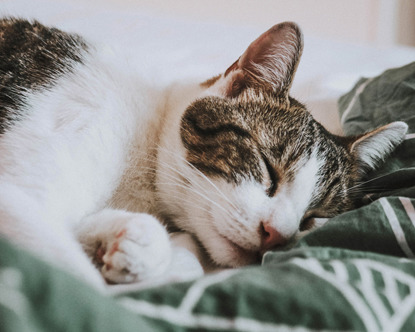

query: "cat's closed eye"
xmin=261 ymin=154 xmax=278 ymax=197
xmin=299 ymin=216 xmax=316 ymax=231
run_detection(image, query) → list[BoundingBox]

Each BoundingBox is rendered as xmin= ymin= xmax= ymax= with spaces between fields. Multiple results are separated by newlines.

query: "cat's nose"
xmin=260 ymin=222 xmax=287 ymax=251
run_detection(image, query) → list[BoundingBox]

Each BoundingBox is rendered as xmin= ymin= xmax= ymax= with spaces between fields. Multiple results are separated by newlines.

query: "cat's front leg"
xmin=77 ymin=209 xmax=172 ymax=284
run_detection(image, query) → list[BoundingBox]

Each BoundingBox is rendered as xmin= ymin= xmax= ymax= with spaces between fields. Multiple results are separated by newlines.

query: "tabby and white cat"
xmin=0 ymin=18 xmax=407 ymax=287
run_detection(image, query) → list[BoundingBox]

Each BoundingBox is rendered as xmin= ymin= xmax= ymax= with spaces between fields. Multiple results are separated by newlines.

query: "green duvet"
xmin=2 ymin=63 xmax=415 ymax=332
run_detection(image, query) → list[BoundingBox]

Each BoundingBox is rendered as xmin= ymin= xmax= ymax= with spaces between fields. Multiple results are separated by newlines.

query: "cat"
xmin=0 ymin=18 xmax=408 ymax=288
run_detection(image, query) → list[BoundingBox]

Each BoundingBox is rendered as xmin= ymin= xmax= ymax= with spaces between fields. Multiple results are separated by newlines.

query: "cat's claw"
xmin=98 ymin=213 xmax=172 ymax=284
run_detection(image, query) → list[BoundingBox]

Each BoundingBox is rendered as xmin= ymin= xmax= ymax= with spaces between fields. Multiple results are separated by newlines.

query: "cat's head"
xmin=157 ymin=22 xmax=408 ymax=267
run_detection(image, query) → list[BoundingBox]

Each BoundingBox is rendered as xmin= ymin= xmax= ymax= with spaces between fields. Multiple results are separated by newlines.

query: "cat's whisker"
xmin=345 ymin=173 xmax=395 ymax=195
xmin=131 ymin=154 xmax=237 ymax=221
xmin=170 ymin=181 xmax=236 ymax=220
xmin=188 ymin=166 xmax=242 ymax=213
xmin=119 ymin=176 xmax=217 ymax=218
xmin=141 ymin=146 xmax=247 ymax=223
xmin=130 ymin=154 xmax=197 ymax=189
xmin=156 ymin=144 xmax=241 ymax=213
xmin=120 ymin=156 xmax=208 ymax=199
xmin=205 ymin=204 xmax=253 ymax=246
xmin=348 ymin=173 xmax=393 ymax=190
xmin=135 ymin=157 xmax=235 ymax=220
xmin=137 ymin=164 xmax=193 ymax=190
xmin=157 ymin=185 xmax=215 ymax=216
xmin=348 ymin=186 xmax=392 ymax=194
xmin=224 ymin=213 xmax=254 ymax=244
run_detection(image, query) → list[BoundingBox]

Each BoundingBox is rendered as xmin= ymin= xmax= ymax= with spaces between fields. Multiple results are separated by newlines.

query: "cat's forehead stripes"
xmin=181 ymin=97 xmax=263 ymax=183
xmin=181 ymin=95 xmax=317 ymax=185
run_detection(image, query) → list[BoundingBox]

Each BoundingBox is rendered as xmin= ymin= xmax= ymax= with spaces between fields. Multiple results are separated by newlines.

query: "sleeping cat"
xmin=0 ymin=18 xmax=408 ymax=287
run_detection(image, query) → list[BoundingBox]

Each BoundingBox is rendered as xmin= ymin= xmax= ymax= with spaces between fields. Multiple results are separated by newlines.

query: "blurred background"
xmin=54 ymin=0 xmax=415 ymax=47
xmin=2 ymin=0 xmax=415 ymax=134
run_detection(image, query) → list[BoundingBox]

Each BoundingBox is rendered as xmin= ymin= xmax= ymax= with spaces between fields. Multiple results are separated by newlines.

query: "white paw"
xmin=95 ymin=211 xmax=171 ymax=284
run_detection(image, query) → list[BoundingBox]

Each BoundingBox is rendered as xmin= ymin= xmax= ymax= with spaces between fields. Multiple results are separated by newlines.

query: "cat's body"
xmin=0 ymin=18 xmax=408 ymax=288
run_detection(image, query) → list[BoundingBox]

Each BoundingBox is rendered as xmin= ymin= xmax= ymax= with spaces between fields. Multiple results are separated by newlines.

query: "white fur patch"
xmin=157 ymin=144 xmax=321 ymax=267
xmin=0 ymin=45 xmax=173 ymax=286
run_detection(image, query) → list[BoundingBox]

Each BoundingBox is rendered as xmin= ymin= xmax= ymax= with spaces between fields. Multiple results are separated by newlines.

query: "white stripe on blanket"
xmin=399 ymin=197 xmax=415 ymax=228
xmin=340 ymin=78 xmax=374 ymax=125
xmin=380 ymin=198 xmax=414 ymax=258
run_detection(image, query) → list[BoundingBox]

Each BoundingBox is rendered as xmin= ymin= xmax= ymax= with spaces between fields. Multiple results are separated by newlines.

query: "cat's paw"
xmin=95 ymin=212 xmax=171 ymax=284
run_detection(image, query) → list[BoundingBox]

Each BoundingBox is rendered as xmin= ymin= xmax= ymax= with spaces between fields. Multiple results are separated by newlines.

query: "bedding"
xmin=2 ymin=1 xmax=415 ymax=331
xmin=2 ymin=61 xmax=415 ymax=331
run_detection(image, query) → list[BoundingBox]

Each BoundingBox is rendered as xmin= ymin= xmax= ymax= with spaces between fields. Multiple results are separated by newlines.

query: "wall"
xmin=65 ymin=0 xmax=415 ymax=46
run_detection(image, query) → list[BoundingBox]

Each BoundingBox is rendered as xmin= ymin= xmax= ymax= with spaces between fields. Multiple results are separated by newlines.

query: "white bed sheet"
xmin=2 ymin=0 xmax=415 ymax=134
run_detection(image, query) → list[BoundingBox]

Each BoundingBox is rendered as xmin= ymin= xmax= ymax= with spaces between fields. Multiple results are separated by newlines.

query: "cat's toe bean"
xmin=100 ymin=213 xmax=172 ymax=284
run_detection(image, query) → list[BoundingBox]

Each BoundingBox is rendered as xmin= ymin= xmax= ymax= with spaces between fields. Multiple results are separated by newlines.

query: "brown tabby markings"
xmin=0 ymin=18 xmax=88 ymax=133
xmin=181 ymin=91 xmax=361 ymax=222
xmin=180 ymin=21 xmax=406 ymax=245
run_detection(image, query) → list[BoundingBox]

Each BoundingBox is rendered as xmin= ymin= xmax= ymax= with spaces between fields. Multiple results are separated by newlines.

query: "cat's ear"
xmin=222 ymin=22 xmax=303 ymax=97
xmin=349 ymin=121 xmax=408 ymax=172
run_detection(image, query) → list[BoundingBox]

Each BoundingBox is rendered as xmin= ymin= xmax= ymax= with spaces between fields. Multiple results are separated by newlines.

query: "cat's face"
xmin=158 ymin=22 xmax=407 ymax=267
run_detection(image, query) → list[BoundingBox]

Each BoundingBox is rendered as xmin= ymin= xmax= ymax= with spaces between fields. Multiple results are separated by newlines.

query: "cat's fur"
xmin=0 ymin=18 xmax=408 ymax=287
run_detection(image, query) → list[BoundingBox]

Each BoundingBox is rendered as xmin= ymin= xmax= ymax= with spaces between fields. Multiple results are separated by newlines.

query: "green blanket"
xmin=2 ymin=63 xmax=415 ymax=332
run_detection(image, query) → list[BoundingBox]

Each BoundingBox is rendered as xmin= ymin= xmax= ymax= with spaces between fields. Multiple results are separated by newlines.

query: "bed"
xmin=2 ymin=1 xmax=415 ymax=331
